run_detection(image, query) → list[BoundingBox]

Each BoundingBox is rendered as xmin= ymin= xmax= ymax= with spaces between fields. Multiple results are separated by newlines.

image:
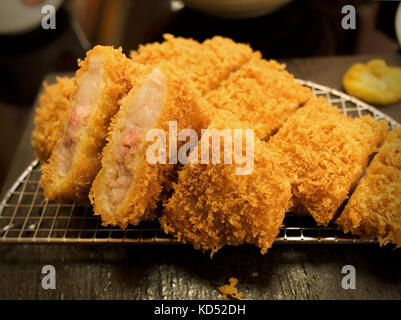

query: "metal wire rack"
xmin=0 ymin=80 xmax=399 ymax=245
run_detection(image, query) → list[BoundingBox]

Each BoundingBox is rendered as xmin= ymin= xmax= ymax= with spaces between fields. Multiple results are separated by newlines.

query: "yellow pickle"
xmin=343 ymin=59 xmax=401 ymax=105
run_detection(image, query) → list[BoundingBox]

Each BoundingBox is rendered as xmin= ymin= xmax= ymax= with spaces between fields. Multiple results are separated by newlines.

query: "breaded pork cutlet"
xmin=266 ymin=96 xmax=388 ymax=226
xmin=205 ymin=56 xmax=312 ymax=139
xmin=160 ymin=111 xmax=292 ymax=255
xmin=336 ymin=127 xmax=401 ymax=247
xmin=41 ymin=46 xmax=135 ymax=202
xmin=32 ymin=77 xmax=76 ymax=161
xmin=130 ymin=34 xmax=254 ymax=95
xmin=90 ymin=63 xmax=208 ymax=228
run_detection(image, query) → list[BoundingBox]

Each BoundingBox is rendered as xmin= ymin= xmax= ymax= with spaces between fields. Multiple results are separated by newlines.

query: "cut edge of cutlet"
xmin=335 ymin=126 xmax=401 ymax=247
xmin=329 ymin=141 xmax=384 ymax=225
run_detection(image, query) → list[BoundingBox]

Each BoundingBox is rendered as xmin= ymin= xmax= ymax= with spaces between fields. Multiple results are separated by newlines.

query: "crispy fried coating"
xmin=90 ymin=63 xmax=209 ymax=228
xmin=336 ymin=127 xmax=401 ymax=247
xmin=41 ymin=46 xmax=135 ymax=202
xmin=131 ymin=34 xmax=312 ymax=139
xmin=160 ymin=111 xmax=292 ymax=254
xmin=218 ymin=277 xmax=243 ymax=300
xmin=130 ymin=34 xmax=254 ymax=94
xmin=205 ymin=56 xmax=312 ymax=139
xmin=32 ymin=77 xmax=76 ymax=161
xmin=266 ymin=97 xmax=388 ymax=226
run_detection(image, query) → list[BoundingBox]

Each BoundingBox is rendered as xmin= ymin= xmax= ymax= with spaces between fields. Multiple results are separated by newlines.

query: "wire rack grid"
xmin=0 ymin=80 xmax=398 ymax=245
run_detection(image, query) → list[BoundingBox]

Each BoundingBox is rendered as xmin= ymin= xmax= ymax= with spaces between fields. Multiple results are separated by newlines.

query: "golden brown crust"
xmin=205 ymin=56 xmax=312 ymax=139
xmin=32 ymin=77 xmax=76 ymax=161
xmin=90 ymin=63 xmax=209 ymax=228
xmin=336 ymin=127 xmax=401 ymax=247
xmin=130 ymin=34 xmax=311 ymax=138
xmin=130 ymin=33 xmax=254 ymax=95
xmin=41 ymin=46 xmax=135 ymax=202
xmin=266 ymin=96 xmax=388 ymax=226
xmin=160 ymin=111 xmax=292 ymax=254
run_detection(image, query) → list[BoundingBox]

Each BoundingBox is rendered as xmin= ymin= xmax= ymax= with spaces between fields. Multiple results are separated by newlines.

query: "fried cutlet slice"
xmin=32 ymin=77 xmax=76 ymax=161
xmin=90 ymin=63 xmax=208 ymax=228
xmin=130 ymin=34 xmax=254 ymax=94
xmin=41 ymin=46 xmax=135 ymax=202
xmin=205 ymin=56 xmax=312 ymax=139
xmin=336 ymin=127 xmax=401 ymax=247
xmin=267 ymin=96 xmax=388 ymax=226
xmin=160 ymin=111 xmax=292 ymax=255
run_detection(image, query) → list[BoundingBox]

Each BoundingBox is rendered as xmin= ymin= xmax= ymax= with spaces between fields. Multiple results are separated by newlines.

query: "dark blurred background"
xmin=0 ymin=0 xmax=400 ymax=192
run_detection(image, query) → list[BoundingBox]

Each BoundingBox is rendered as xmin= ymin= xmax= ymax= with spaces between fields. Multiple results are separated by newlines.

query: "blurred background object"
xmin=0 ymin=0 xmax=400 ymax=192
xmin=182 ymin=0 xmax=294 ymax=19
xmin=0 ymin=0 xmax=62 ymax=35
xmin=65 ymin=0 xmax=400 ymax=57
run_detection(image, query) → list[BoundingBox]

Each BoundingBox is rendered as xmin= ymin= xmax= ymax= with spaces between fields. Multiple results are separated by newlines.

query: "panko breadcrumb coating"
xmin=35 ymin=34 xmax=249 ymax=165
xmin=90 ymin=63 xmax=208 ymax=228
xmin=161 ymin=111 xmax=292 ymax=254
xmin=266 ymin=96 xmax=388 ymax=226
xmin=218 ymin=277 xmax=243 ymax=300
xmin=41 ymin=46 xmax=135 ymax=202
xmin=130 ymin=34 xmax=254 ymax=95
xmin=336 ymin=127 xmax=401 ymax=247
xmin=205 ymin=56 xmax=312 ymax=139
xmin=32 ymin=77 xmax=76 ymax=161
